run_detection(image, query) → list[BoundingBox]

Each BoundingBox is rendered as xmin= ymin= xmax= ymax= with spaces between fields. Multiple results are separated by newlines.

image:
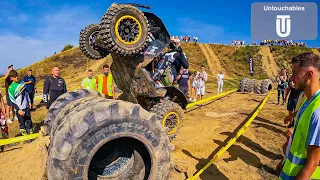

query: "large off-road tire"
xmin=48 ymin=96 xmax=107 ymax=138
xmin=261 ymin=79 xmax=273 ymax=94
xmin=247 ymin=79 xmax=256 ymax=93
xmin=46 ymin=99 xmax=172 ymax=180
xmin=150 ymin=100 xmax=184 ymax=141
xmin=254 ymin=80 xmax=262 ymax=94
xmin=79 ymin=24 xmax=109 ymax=60
xmin=99 ymin=4 xmax=149 ymax=56
xmin=240 ymin=78 xmax=249 ymax=92
xmin=43 ymin=89 xmax=101 ymax=136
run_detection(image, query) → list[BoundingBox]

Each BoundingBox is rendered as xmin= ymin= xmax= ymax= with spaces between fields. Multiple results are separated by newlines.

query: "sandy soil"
xmin=170 ymin=91 xmax=287 ymax=180
xmin=0 ymin=89 xmax=288 ymax=180
xmin=260 ymin=46 xmax=279 ymax=78
xmin=0 ymin=139 xmax=44 ymax=180
xmin=199 ymin=44 xmax=226 ymax=77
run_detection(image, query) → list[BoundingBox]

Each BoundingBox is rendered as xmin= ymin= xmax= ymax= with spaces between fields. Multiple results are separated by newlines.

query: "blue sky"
xmin=0 ymin=0 xmax=319 ymax=73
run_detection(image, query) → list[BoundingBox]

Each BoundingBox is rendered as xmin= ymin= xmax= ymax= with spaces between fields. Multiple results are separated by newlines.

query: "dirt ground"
xmin=170 ymin=91 xmax=287 ymax=180
xmin=0 ymin=87 xmax=288 ymax=180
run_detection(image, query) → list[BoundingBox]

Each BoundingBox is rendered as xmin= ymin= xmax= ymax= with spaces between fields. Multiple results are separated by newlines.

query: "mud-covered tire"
xmin=79 ymin=24 xmax=109 ymax=60
xmin=261 ymin=79 xmax=273 ymax=94
xmin=46 ymin=99 xmax=172 ymax=180
xmin=43 ymin=89 xmax=101 ymax=136
xmin=48 ymin=96 xmax=106 ymax=138
xmin=99 ymin=4 xmax=149 ymax=56
xmin=254 ymin=80 xmax=262 ymax=94
xmin=247 ymin=79 xmax=256 ymax=93
xmin=240 ymin=78 xmax=249 ymax=92
xmin=150 ymin=100 xmax=184 ymax=141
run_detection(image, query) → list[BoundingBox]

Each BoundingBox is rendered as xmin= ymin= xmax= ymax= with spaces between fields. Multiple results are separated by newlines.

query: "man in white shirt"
xmin=217 ymin=70 xmax=224 ymax=94
xmin=196 ymin=65 xmax=208 ymax=100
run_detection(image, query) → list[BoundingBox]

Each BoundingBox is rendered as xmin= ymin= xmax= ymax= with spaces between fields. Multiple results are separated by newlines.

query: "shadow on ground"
xmin=182 ymin=149 xmax=228 ymax=180
xmin=183 ymin=99 xmax=279 ymax=179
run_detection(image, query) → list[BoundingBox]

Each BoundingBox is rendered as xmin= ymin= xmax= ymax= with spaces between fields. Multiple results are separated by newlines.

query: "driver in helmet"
xmin=151 ymin=37 xmax=189 ymax=86
xmin=165 ymin=37 xmax=189 ymax=81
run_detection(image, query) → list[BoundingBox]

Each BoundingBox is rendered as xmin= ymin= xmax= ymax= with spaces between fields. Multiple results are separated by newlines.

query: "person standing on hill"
xmin=189 ymin=71 xmax=198 ymax=102
xmin=279 ymin=52 xmax=320 ymax=179
xmin=3 ymin=65 xmax=16 ymax=123
xmin=217 ymin=70 xmax=224 ymax=94
xmin=8 ymin=70 xmax=33 ymax=135
xmin=285 ymin=75 xmax=301 ymax=125
xmin=277 ymin=69 xmax=287 ymax=105
xmin=43 ymin=67 xmax=67 ymax=109
xmin=196 ymin=65 xmax=208 ymax=100
xmin=23 ymin=70 xmax=36 ymax=111
xmin=81 ymin=69 xmax=97 ymax=90
xmin=96 ymin=64 xmax=115 ymax=99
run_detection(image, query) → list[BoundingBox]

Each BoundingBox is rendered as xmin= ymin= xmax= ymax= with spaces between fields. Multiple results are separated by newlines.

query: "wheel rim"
xmin=89 ymin=31 xmax=99 ymax=49
xmin=162 ymin=112 xmax=180 ymax=135
xmin=115 ymin=15 xmax=142 ymax=45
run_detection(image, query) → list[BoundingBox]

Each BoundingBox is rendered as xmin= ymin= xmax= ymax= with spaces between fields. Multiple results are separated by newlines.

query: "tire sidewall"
xmin=84 ymin=25 xmax=101 ymax=57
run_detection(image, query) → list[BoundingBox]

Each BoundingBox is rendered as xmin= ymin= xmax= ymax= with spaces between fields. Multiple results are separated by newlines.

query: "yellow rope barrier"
xmin=186 ymin=89 xmax=238 ymax=109
xmin=0 ymin=133 xmax=39 ymax=146
xmin=187 ymin=91 xmax=274 ymax=180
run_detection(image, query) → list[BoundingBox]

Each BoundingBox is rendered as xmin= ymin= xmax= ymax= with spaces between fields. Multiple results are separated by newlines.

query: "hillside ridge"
xmin=1 ymin=43 xmax=319 ymax=92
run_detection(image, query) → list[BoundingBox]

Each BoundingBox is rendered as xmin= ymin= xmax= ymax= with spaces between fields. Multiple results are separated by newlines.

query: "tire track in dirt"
xmin=171 ymin=92 xmax=286 ymax=180
xmin=260 ymin=46 xmax=278 ymax=78
xmin=199 ymin=44 xmax=227 ymax=78
xmin=312 ymin=48 xmax=320 ymax=55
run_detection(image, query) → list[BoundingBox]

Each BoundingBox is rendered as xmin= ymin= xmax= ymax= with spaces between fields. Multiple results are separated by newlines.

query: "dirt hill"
xmin=1 ymin=43 xmax=319 ymax=94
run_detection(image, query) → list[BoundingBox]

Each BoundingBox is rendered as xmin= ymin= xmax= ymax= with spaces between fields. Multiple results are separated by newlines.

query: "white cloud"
xmin=0 ymin=34 xmax=65 ymax=73
xmin=0 ymin=5 xmax=100 ymax=73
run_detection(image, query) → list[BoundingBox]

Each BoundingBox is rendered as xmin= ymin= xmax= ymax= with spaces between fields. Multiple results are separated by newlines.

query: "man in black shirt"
xmin=285 ymin=76 xmax=301 ymax=128
xmin=43 ymin=67 xmax=67 ymax=109
xmin=176 ymin=68 xmax=191 ymax=97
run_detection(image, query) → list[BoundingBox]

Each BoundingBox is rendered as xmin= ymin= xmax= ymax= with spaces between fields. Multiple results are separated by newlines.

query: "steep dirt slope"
xmin=269 ymin=46 xmax=314 ymax=72
xmin=312 ymin=48 xmax=320 ymax=55
xmin=260 ymin=46 xmax=279 ymax=78
xmin=198 ymin=44 xmax=227 ymax=77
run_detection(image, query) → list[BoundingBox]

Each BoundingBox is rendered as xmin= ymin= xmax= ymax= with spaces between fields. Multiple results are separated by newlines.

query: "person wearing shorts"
xmin=3 ymin=65 xmax=15 ymax=123
xmin=285 ymin=76 xmax=301 ymax=128
xmin=190 ymin=71 xmax=198 ymax=101
xmin=196 ymin=66 xmax=208 ymax=100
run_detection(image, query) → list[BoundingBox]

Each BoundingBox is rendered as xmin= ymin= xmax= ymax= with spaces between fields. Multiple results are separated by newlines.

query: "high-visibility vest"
xmin=279 ymin=92 xmax=320 ymax=179
xmin=97 ymin=74 xmax=113 ymax=96
xmin=82 ymin=77 xmax=96 ymax=90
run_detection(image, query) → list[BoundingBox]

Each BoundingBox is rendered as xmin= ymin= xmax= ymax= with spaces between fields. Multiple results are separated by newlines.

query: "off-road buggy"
xmin=44 ymin=3 xmax=188 ymax=179
xmin=79 ymin=2 xmax=189 ymax=140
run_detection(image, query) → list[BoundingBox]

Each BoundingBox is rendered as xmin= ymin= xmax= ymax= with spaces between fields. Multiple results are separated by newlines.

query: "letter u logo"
xmin=276 ymin=15 xmax=291 ymax=38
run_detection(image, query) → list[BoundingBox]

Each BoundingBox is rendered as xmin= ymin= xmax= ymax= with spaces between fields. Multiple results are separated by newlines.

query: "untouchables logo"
xmin=264 ymin=5 xmax=305 ymax=11
xmin=276 ymin=15 xmax=291 ymax=38
xmin=251 ymin=2 xmax=317 ymax=40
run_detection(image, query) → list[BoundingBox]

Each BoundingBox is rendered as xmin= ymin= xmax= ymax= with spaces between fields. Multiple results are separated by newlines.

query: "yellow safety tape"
xmin=186 ymin=89 xmax=238 ymax=109
xmin=0 ymin=133 xmax=39 ymax=146
xmin=3 ymin=97 xmax=43 ymax=101
xmin=187 ymin=91 xmax=274 ymax=180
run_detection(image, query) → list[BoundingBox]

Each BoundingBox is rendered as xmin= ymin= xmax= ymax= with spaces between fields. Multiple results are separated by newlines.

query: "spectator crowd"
xmin=170 ymin=35 xmax=199 ymax=43
xmin=232 ymin=40 xmax=307 ymax=47
xmin=0 ymin=64 xmax=116 ymax=137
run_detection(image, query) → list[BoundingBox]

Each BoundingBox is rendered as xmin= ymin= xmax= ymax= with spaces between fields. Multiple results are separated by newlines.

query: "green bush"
xmin=61 ymin=44 xmax=74 ymax=52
